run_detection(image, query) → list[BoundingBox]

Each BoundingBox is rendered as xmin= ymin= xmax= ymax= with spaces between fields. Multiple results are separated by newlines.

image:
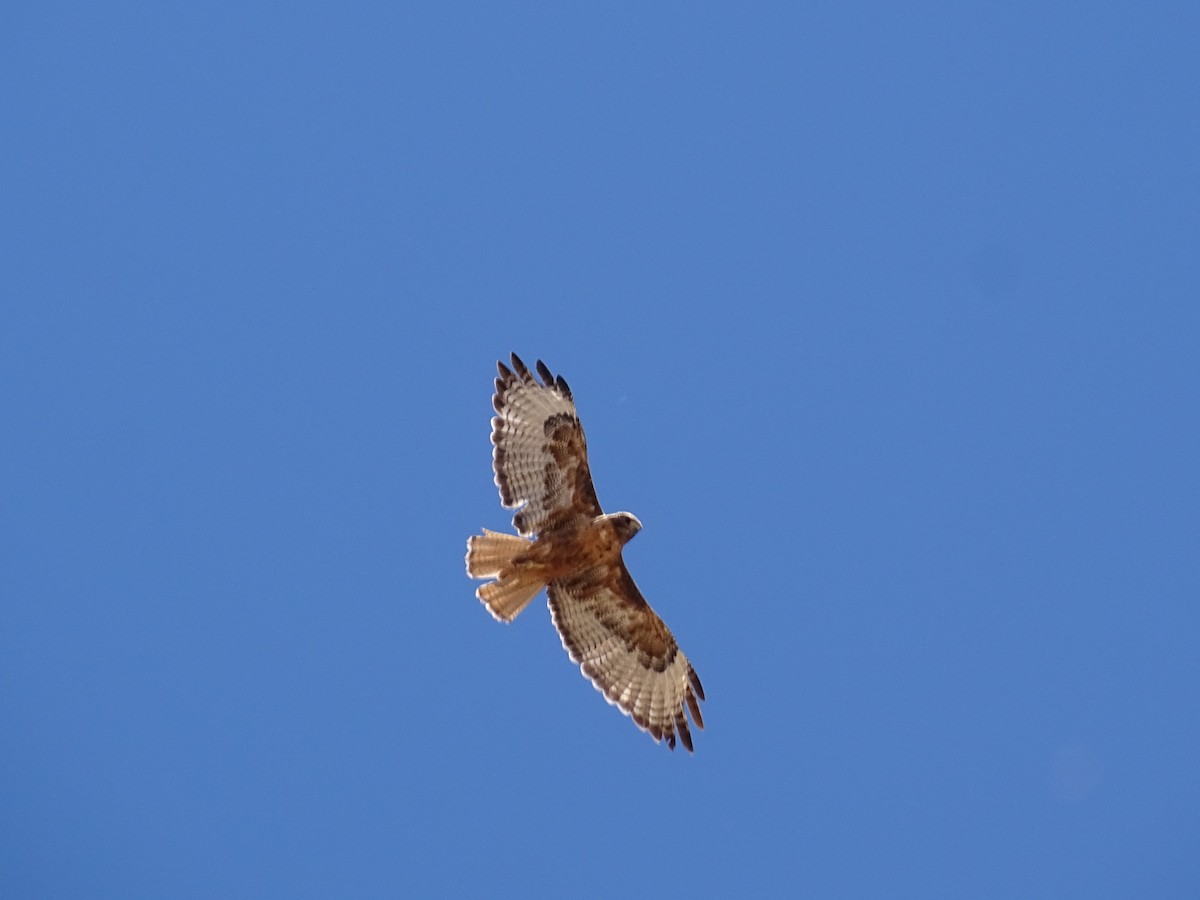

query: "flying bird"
xmin=465 ymin=354 xmax=705 ymax=751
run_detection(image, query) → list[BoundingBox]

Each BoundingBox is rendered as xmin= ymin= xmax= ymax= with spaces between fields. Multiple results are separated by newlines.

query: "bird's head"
xmin=607 ymin=511 xmax=643 ymax=545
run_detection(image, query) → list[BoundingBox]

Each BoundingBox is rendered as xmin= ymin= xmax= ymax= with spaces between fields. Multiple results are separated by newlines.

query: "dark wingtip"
xmin=535 ymin=359 xmax=554 ymax=386
xmin=687 ymin=689 xmax=704 ymax=730
xmin=689 ymin=665 xmax=705 ymax=702
xmin=678 ymin=720 xmax=695 ymax=753
xmin=510 ymin=353 xmax=532 ymax=382
xmin=556 ymin=374 xmax=572 ymax=399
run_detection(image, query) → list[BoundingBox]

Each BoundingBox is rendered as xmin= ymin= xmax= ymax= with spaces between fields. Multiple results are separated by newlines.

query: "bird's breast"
xmin=528 ymin=517 xmax=623 ymax=581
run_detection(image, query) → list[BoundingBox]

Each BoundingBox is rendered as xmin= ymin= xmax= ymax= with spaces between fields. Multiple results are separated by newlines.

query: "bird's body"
xmin=465 ymin=354 xmax=705 ymax=751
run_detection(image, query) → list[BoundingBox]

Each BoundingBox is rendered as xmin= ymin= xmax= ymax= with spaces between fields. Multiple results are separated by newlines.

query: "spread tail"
xmin=465 ymin=529 xmax=543 ymax=622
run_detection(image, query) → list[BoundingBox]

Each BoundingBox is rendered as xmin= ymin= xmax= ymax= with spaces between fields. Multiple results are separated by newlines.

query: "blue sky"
xmin=3 ymin=3 xmax=1198 ymax=896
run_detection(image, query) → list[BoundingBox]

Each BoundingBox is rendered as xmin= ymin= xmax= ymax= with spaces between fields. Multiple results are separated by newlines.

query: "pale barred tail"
xmin=465 ymin=529 xmax=543 ymax=622
xmin=465 ymin=528 xmax=529 ymax=579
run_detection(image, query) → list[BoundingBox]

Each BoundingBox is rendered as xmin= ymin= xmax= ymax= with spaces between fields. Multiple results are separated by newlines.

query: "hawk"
xmin=465 ymin=354 xmax=705 ymax=751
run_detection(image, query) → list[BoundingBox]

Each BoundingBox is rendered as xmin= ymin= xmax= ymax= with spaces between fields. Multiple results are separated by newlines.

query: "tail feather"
xmin=477 ymin=574 xmax=543 ymax=622
xmin=465 ymin=529 xmax=543 ymax=622
xmin=465 ymin=528 xmax=530 ymax=578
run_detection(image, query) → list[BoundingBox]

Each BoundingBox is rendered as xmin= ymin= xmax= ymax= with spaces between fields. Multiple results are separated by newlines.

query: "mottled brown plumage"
xmin=465 ymin=354 xmax=705 ymax=752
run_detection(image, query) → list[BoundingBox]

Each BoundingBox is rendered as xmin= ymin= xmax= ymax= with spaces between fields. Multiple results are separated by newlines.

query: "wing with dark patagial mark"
xmin=547 ymin=562 xmax=705 ymax=752
xmin=491 ymin=353 xmax=603 ymax=536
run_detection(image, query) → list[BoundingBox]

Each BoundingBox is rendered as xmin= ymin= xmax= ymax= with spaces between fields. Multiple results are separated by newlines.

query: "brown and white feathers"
xmin=465 ymin=353 xmax=705 ymax=752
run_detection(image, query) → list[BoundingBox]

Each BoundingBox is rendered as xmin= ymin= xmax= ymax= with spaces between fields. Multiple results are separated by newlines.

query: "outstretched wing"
xmin=547 ymin=563 xmax=705 ymax=752
xmin=491 ymin=353 xmax=603 ymax=536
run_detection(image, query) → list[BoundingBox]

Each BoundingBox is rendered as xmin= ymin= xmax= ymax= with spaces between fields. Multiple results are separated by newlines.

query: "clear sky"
xmin=3 ymin=3 xmax=1198 ymax=897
